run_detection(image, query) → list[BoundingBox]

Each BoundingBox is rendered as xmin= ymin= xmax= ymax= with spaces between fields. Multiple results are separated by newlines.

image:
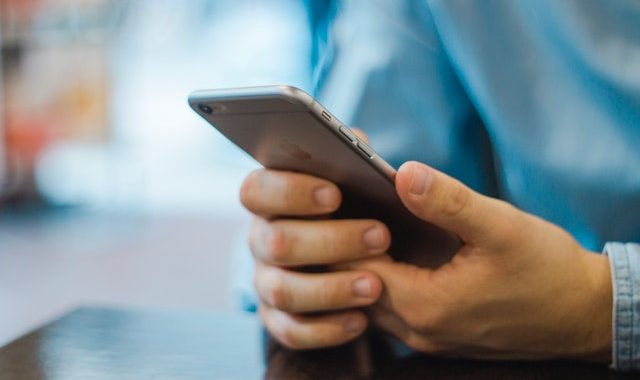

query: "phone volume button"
xmin=339 ymin=126 xmax=356 ymax=142
xmin=356 ymin=141 xmax=375 ymax=159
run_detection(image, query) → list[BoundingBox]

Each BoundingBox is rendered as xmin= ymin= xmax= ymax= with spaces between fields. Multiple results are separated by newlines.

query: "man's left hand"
xmin=346 ymin=161 xmax=612 ymax=361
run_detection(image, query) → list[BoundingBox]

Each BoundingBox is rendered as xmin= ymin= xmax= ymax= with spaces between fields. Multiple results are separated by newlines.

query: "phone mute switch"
xmin=356 ymin=141 xmax=375 ymax=159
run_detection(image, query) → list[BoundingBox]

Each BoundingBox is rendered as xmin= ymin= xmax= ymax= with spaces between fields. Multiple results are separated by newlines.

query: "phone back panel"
xmin=189 ymin=86 xmax=459 ymax=266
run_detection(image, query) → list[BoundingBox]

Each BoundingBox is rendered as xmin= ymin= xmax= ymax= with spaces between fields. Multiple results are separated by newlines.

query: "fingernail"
xmin=352 ymin=277 xmax=372 ymax=298
xmin=314 ymin=186 xmax=338 ymax=208
xmin=363 ymin=226 xmax=384 ymax=252
xmin=344 ymin=316 xmax=364 ymax=334
xmin=409 ymin=165 xmax=431 ymax=195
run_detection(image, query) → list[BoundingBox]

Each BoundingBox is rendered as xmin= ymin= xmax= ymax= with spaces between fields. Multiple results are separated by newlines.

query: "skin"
xmin=240 ymin=136 xmax=613 ymax=362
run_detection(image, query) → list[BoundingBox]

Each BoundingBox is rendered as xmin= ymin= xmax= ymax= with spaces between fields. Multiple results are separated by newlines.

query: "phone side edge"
xmin=305 ymin=99 xmax=398 ymax=185
xmin=188 ymin=85 xmax=314 ymax=108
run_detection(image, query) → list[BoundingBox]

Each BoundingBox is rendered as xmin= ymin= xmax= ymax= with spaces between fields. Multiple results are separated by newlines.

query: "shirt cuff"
xmin=603 ymin=242 xmax=640 ymax=371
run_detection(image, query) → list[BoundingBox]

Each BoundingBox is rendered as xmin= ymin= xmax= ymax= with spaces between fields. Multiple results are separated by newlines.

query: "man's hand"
xmin=241 ymin=169 xmax=390 ymax=349
xmin=240 ymin=155 xmax=612 ymax=361
xmin=346 ymin=161 xmax=613 ymax=361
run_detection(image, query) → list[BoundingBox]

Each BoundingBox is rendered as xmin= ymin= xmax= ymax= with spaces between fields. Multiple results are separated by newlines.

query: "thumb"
xmin=395 ymin=161 xmax=510 ymax=244
xmin=342 ymin=257 xmax=433 ymax=313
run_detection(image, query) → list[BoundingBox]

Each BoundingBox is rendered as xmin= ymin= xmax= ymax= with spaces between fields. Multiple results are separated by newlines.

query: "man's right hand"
xmin=240 ymin=169 xmax=391 ymax=349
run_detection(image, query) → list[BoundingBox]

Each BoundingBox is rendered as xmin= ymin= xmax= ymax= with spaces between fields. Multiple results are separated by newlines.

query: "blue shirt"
xmin=309 ymin=0 xmax=640 ymax=370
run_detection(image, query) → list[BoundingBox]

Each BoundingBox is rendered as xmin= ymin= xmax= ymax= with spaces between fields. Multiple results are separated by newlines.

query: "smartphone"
xmin=188 ymin=85 xmax=459 ymax=266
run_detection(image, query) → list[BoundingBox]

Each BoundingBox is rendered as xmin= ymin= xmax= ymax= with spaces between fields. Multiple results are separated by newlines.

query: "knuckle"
xmin=266 ymin=275 xmax=291 ymax=310
xmin=279 ymin=175 xmax=298 ymax=208
xmin=317 ymin=280 xmax=341 ymax=308
xmin=320 ymin=226 xmax=341 ymax=257
xmin=328 ymin=221 xmax=374 ymax=258
xmin=440 ymin=181 xmax=473 ymax=218
xmin=263 ymin=223 xmax=290 ymax=263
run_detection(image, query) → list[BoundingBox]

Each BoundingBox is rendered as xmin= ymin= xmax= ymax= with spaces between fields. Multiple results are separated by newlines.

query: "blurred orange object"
xmin=1 ymin=0 xmax=111 ymax=201
xmin=1 ymin=0 xmax=40 ymax=12
xmin=5 ymin=112 xmax=53 ymax=163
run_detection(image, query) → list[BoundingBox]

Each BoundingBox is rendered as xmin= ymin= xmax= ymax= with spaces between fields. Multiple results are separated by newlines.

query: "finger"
xmin=368 ymin=305 xmax=448 ymax=354
xmin=259 ymin=302 xmax=367 ymax=349
xmin=254 ymin=262 xmax=382 ymax=313
xmin=395 ymin=161 xmax=518 ymax=244
xmin=240 ymin=169 xmax=341 ymax=217
xmin=341 ymin=258 xmax=435 ymax=324
xmin=343 ymin=257 xmax=459 ymax=354
xmin=250 ymin=217 xmax=391 ymax=266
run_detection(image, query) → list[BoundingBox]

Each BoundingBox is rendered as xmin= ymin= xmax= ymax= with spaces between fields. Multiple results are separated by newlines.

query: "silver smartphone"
xmin=188 ymin=85 xmax=459 ymax=266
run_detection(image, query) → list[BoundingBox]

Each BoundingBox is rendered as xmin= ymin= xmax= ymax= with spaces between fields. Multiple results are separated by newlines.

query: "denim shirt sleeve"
xmin=603 ymin=242 xmax=640 ymax=371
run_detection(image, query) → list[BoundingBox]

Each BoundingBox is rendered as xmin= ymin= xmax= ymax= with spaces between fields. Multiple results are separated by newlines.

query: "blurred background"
xmin=0 ymin=0 xmax=311 ymax=345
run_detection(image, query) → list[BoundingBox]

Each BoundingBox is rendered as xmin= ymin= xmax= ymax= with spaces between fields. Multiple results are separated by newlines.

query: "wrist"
xmin=577 ymin=250 xmax=612 ymax=363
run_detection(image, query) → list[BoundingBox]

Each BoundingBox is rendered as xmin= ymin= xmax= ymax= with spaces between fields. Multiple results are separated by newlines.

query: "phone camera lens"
xmin=198 ymin=103 xmax=213 ymax=114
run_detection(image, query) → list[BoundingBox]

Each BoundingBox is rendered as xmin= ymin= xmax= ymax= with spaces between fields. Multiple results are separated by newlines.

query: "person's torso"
xmin=314 ymin=0 xmax=640 ymax=250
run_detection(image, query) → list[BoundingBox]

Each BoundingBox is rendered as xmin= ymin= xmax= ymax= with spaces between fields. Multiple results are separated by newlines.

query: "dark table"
xmin=0 ymin=307 xmax=635 ymax=379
